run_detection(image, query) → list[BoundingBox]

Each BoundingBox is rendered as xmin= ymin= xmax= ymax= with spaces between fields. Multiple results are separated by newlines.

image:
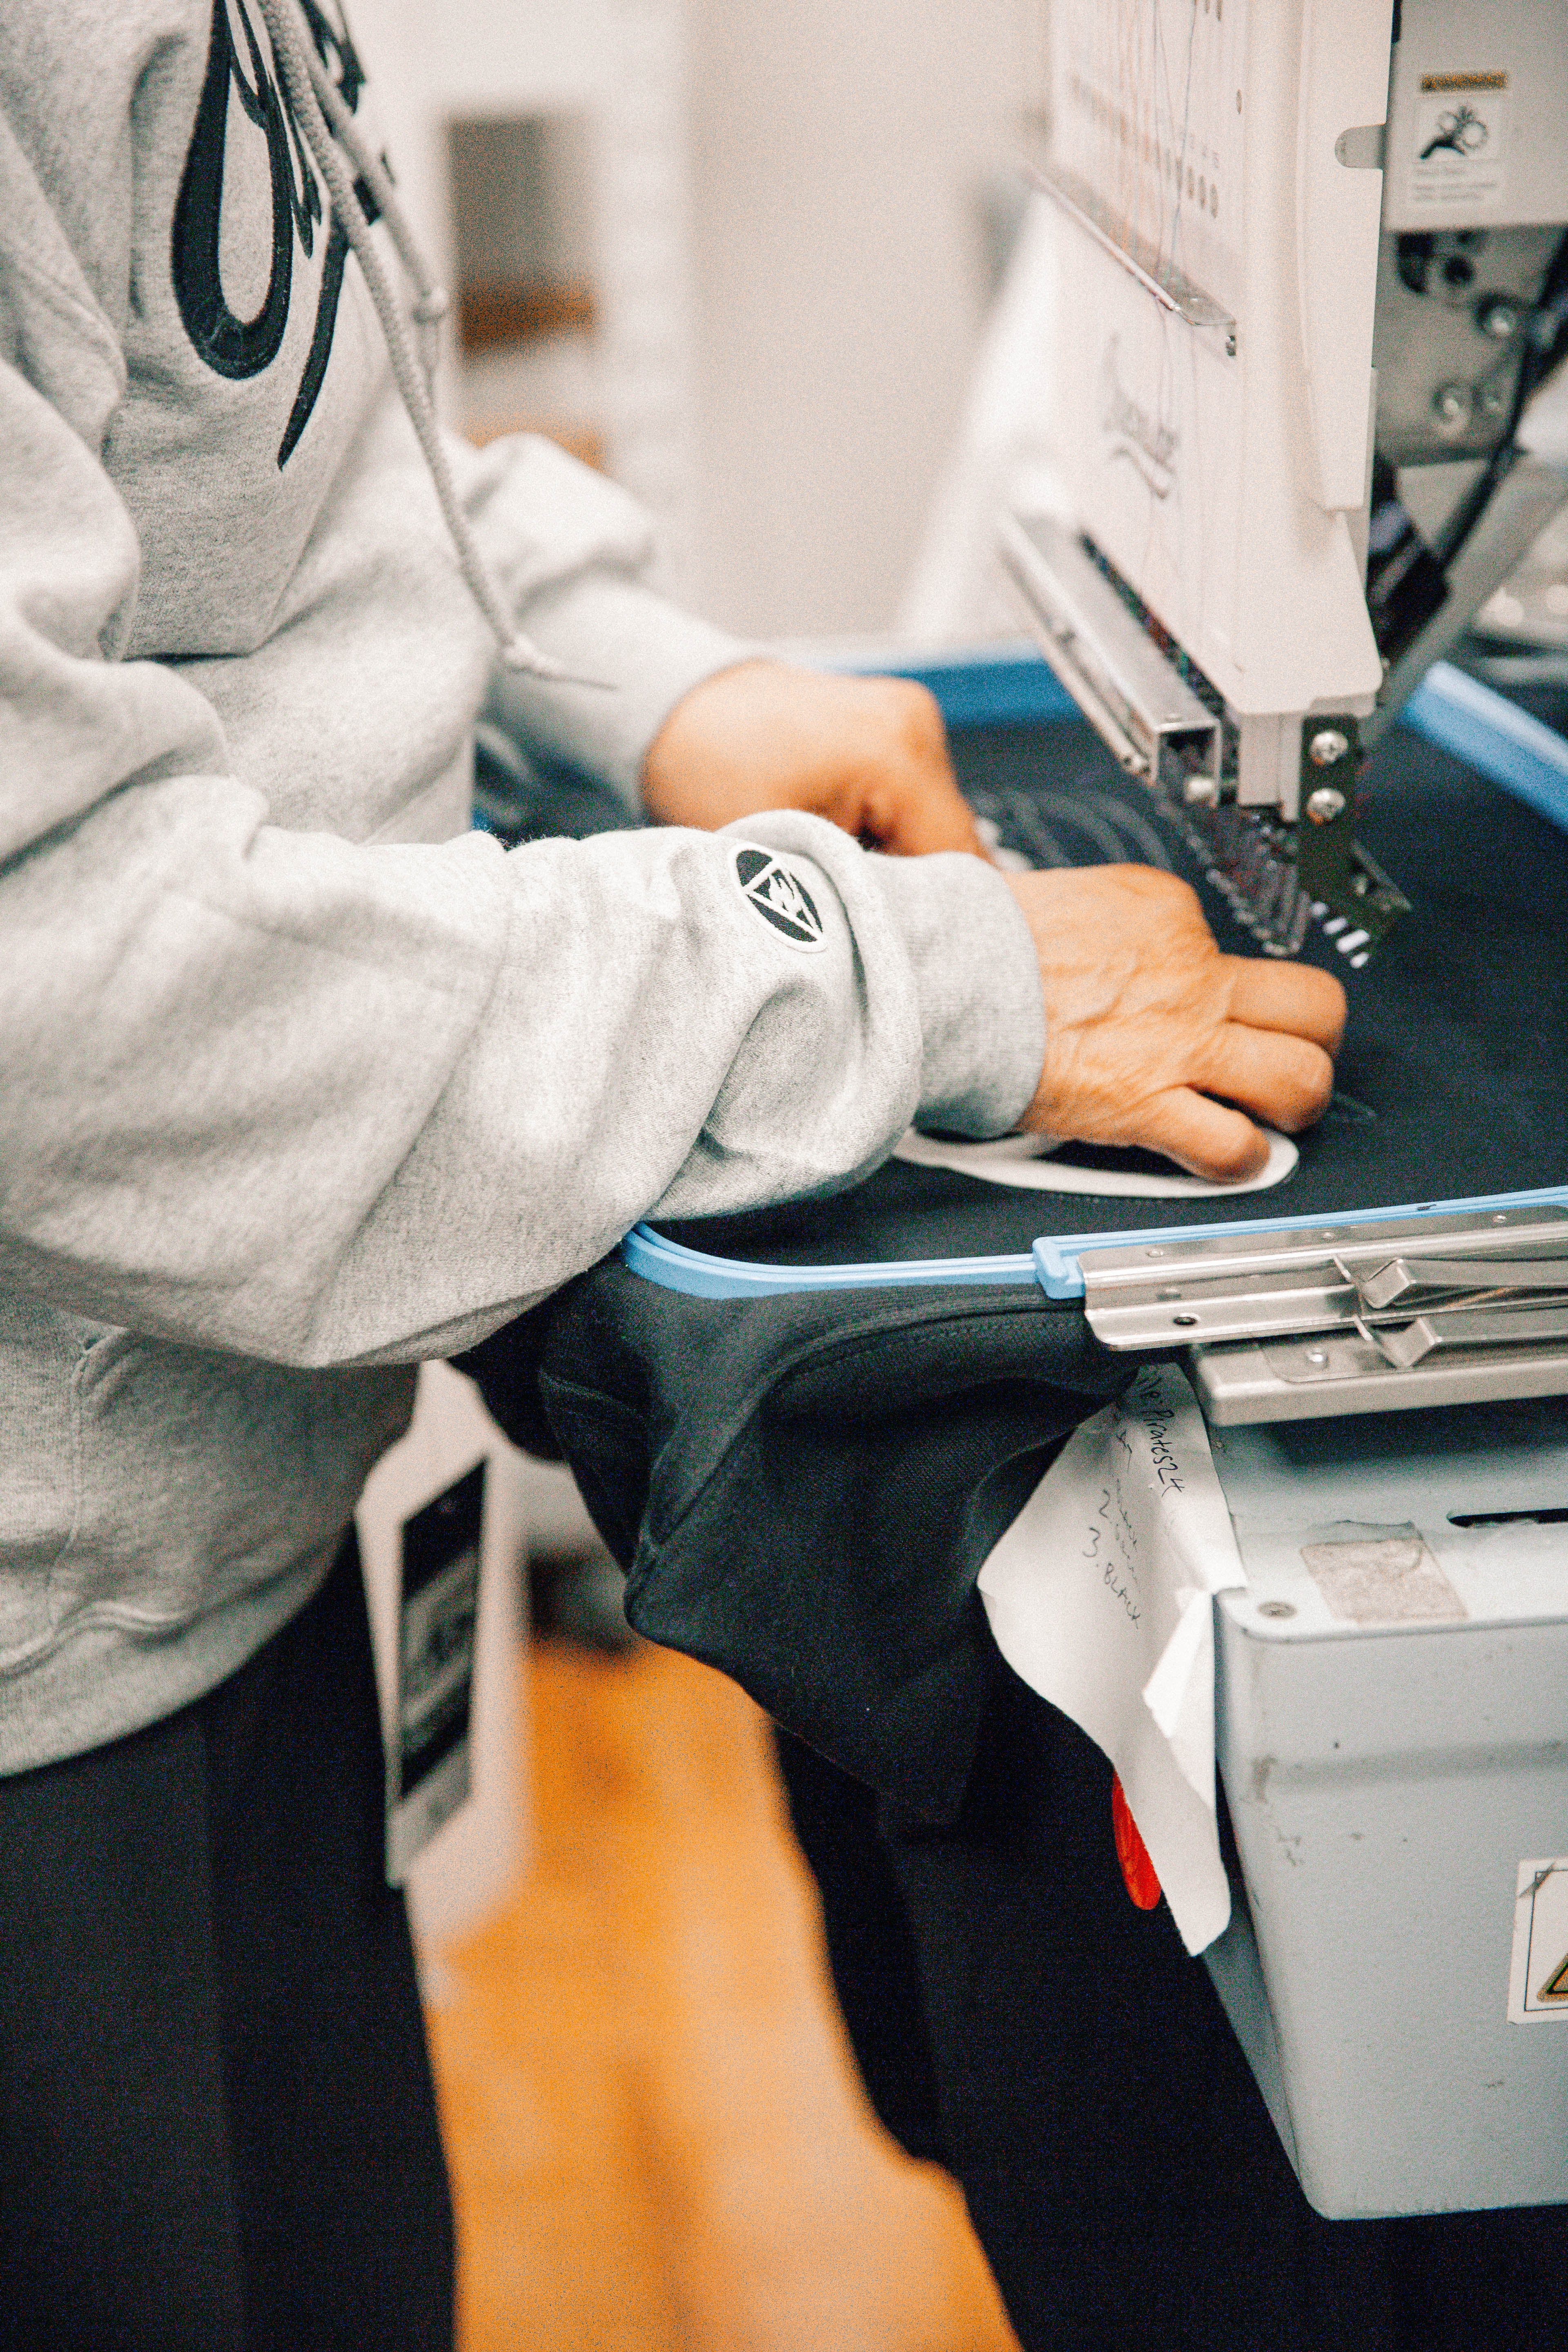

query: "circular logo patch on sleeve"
xmin=733 ymin=846 xmax=828 ymax=952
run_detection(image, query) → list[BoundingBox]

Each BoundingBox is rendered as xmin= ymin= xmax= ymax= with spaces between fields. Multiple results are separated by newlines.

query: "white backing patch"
xmin=894 ymin=1125 xmax=1299 ymax=1199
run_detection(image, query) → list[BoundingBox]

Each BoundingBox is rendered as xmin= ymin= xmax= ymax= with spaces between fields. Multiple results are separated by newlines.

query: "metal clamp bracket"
xmin=1067 ymin=1192 xmax=1568 ymax=1421
xmin=999 ymin=514 xmax=1223 ymax=806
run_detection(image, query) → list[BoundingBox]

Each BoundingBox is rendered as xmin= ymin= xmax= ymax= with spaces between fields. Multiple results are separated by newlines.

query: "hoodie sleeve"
xmin=0 ymin=330 xmax=1045 ymax=1372
xmin=451 ymin=430 xmax=760 ymax=809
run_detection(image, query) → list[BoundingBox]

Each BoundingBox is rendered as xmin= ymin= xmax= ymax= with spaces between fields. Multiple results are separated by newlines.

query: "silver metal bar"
xmin=1080 ymin=1207 xmax=1568 ymax=1290
xmin=1000 ymin=575 xmax=1152 ymax=780
xmin=999 ymin=513 xmax=1222 ymax=804
xmin=1088 ymin=1267 xmax=1360 ymax=1350
xmin=1365 ymin=1302 xmax=1568 ymax=1370
xmin=1192 ymin=1335 xmax=1568 ymax=1425
xmin=1026 ymin=165 xmax=1236 ymax=347
xmin=1350 ymin=1255 xmax=1568 ymax=1311
xmin=1080 ymin=1209 xmax=1568 ymax=1352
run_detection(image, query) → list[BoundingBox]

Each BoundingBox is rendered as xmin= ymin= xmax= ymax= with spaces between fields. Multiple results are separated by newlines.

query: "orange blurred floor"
xmin=424 ymin=1638 xmax=1022 ymax=2352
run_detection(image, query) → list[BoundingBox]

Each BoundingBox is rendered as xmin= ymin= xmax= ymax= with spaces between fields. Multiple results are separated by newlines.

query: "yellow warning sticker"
xmin=1407 ymin=79 xmax=1510 ymax=212
xmin=1508 ymin=1860 xmax=1568 ymax=2024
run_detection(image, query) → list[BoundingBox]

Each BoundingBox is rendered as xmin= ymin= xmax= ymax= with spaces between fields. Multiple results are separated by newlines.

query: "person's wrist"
xmin=640 ymin=660 xmax=786 ymax=828
xmin=878 ymin=852 xmax=1047 ymax=1136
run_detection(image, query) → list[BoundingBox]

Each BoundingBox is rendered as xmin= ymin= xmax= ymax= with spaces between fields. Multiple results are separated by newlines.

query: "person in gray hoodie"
xmin=0 ymin=1 xmax=1345 ymax=2343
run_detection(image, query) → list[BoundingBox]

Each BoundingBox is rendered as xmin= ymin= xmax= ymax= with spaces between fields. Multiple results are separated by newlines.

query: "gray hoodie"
xmin=0 ymin=0 xmax=1044 ymax=1771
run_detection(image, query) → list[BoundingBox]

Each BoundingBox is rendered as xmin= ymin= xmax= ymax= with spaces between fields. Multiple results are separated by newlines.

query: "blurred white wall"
xmin=686 ymin=0 xmax=1031 ymax=639
xmin=355 ymin=0 xmax=1032 ymax=635
xmin=354 ymin=0 xmax=699 ymax=577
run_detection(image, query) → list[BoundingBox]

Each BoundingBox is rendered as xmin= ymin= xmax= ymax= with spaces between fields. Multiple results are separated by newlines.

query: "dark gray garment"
xmin=0 ymin=1539 xmax=451 ymax=2352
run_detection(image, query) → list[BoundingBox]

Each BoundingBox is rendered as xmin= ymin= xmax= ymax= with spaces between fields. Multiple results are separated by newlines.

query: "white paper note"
xmin=977 ymin=1365 xmax=1245 ymax=1952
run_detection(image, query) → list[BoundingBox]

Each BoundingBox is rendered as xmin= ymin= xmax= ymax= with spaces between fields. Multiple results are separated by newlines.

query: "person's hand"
xmin=1005 ymin=865 xmax=1346 ymax=1181
xmin=640 ymin=659 xmax=984 ymax=855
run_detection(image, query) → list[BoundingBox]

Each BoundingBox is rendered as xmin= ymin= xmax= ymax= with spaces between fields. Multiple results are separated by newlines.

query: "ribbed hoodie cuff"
xmin=871 ymin=851 xmax=1045 ymax=1136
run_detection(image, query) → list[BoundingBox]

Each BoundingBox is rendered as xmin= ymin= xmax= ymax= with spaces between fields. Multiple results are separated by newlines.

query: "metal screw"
xmin=1493 ymin=1213 xmax=1508 ymax=1224
xmin=1172 ymin=1313 xmax=1199 ymax=1327
xmin=1308 ymin=729 xmax=1349 ymax=767
xmin=1258 ymin=1600 xmax=1297 ymax=1621
xmin=1477 ymin=296 xmax=1520 ymax=341
xmin=1145 ymin=1247 xmax=1167 ymax=1260
xmin=1306 ymin=785 xmax=1347 ymax=824
xmin=1156 ymin=1286 xmax=1180 ymax=1300
xmin=1434 ymin=381 xmax=1471 ymax=429
xmin=1304 ymin=1347 xmax=1329 ymax=1367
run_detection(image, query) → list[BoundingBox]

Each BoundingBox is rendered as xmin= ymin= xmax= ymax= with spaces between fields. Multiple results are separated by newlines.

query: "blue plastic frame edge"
xmin=822 ymin=639 xmax=1076 ymax=730
xmin=624 ymin=1185 xmax=1568 ymax=1304
xmin=1400 ymin=660 xmax=1568 ymax=836
xmin=620 ymin=1223 xmax=1038 ymax=1299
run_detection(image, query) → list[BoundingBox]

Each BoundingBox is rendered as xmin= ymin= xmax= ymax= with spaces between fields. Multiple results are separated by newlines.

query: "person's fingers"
xmin=1193 ymin=1024 xmax=1337 ymax=1132
xmin=861 ymin=772 xmax=987 ymax=857
xmin=1103 ymin=862 xmax=1205 ymax=906
xmin=1223 ymin=955 xmax=1347 ymax=1052
xmin=1124 ymin=1087 xmax=1271 ymax=1182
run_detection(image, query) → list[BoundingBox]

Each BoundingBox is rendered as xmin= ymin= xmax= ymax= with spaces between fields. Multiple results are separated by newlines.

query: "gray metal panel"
xmin=1207 ymin=1401 xmax=1568 ymax=2216
xmin=1217 ymin=1606 xmax=1568 ymax=2214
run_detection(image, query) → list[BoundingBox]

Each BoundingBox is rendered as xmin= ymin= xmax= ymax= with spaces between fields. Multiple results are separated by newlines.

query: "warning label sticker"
xmin=1508 ymin=1859 xmax=1568 ymax=2024
xmin=1407 ymin=75 xmax=1510 ymax=213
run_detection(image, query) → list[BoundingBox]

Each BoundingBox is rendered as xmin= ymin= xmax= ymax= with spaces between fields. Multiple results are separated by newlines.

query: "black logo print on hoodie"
xmin=172 ymin=0 xmax=378 ymax=467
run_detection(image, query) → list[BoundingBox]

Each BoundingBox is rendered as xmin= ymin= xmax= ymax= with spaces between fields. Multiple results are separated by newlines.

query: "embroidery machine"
xmin=1000 ymin=0 xmax=1567 ymax=963
xmin=994 ymin=0 xmax=1568 ymax=2218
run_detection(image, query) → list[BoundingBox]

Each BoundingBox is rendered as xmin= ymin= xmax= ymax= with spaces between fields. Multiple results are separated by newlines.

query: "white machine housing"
xmin=1014 ymin=0 xmax=1568 ymax=826
xmin=1034 ymin=0 xmax=1385 ymax=813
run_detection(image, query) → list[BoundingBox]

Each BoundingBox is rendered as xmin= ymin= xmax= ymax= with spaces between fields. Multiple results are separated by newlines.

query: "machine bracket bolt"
xmin=1308 ymin=728 xmax=1349 ymax=767
xmin=1306 ymin=785 xmax=1347 ymax=824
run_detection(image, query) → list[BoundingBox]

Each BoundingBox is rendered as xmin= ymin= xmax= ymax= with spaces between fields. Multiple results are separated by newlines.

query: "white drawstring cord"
xmin=256 ymin=0 xmax=611 ymax=688
xmin=289 ymin=32 xmax=447 ymax=392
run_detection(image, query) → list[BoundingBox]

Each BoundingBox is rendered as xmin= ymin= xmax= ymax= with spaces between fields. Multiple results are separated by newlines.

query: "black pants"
xmin=0 ymin=1541 xmax=453 ymax=2352
xmin=778 ymin=1658 xmax=1568 ymax=2352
